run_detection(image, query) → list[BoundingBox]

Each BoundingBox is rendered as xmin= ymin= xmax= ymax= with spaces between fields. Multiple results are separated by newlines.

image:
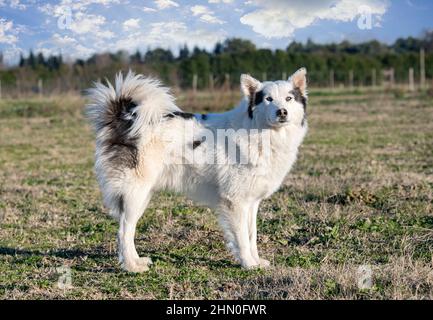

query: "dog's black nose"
xmin=276 ymin=109 xmax=288 ymax=118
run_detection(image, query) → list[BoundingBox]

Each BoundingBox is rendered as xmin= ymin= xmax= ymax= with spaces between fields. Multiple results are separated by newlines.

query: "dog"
xmin=86 ymin=68 xmax=308 ymax=272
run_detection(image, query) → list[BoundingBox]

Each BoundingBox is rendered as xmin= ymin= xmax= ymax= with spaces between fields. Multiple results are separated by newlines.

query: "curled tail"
xmin=86 ymin=71 xmax=180 ymax=137
xmin=86 ymin=71 xmax=180 ymax=219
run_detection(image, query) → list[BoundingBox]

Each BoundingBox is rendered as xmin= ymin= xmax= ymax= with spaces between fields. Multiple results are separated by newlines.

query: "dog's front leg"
xmin=248 ymin=200 xmax=270 ymax=268
xmin=218 ymin=202 xmax=259 ymax=269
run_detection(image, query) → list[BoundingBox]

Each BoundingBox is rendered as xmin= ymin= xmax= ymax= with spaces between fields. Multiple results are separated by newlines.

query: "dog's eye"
xmin=286 ymin=96 xmax=292 ymax=102
xmin=266 ymin=97 xmax=273 ymax=102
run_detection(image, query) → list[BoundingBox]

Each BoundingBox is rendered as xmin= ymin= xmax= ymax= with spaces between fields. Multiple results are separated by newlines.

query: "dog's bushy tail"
xmin=86 ymin=71 xmax=180 ymax=138
xmin=86 ymin=72 xmax=181 ymax=220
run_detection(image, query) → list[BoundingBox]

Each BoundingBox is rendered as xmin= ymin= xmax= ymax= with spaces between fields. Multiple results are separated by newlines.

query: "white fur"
xmin=87 ymin=70 xmax=308 ymax=272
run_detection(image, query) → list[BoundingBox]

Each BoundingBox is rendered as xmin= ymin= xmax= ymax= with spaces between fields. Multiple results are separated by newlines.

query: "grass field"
xmin=0 ymin=89 xmax=432 ymax=299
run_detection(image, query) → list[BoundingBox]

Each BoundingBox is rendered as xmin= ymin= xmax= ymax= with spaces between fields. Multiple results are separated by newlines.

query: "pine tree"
xmin=28 ymin=50 xmax=36 ymax=69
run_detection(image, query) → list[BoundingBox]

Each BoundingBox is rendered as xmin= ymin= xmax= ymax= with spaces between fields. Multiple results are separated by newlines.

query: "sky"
xmin=0 ymin=0 xmax=433 ymax=64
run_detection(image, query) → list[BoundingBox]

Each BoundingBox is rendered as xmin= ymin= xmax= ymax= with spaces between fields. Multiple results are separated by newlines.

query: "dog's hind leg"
xmin=117 ymin=185 xmax=153 ymax=273
xmin=248 ymin=200 xmax=270 ymax=268
xmin=218 ymin=201 xmax=258 ymax=269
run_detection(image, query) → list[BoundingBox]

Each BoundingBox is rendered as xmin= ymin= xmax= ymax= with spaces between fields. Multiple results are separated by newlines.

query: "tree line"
xmin=0 ymin=31 xmax=432 ymax=94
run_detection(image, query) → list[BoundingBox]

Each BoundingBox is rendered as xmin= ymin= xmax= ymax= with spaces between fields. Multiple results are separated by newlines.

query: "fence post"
xmin=16 ymin=79 xmax=21 ymax=98
xmin=349 ymin=70 xmax=354 ymax=90
xmin=420 ymin=48 xmax=426 ymax=89
xmin=209 ymin=73 xmax=214 ymax=91
xmin=329 ymin=70 xmax=335 ymax=89
xmin=409 ymin=68 xmax=415 ymax=91
xmin=38 ymin=79 xmax=43 ymax=97
xmin=224 ymin=73 xmax=230 ymax=90
xmin=371 ymin=69 xmax=377 ymax=88
xmin=390 ymin=68 xmax=395 ymax=89
xmin=282 ymin=72 xmax=287 ymax=80
xmin=262 ymin=72 xmax=267 ymax=82
xmin=192 ymin=74 xmax=197 ymax=94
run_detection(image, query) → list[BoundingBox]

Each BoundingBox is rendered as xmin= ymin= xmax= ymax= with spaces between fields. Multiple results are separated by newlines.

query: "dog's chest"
xmin=247 ymin=128 xmax=305 ymax=198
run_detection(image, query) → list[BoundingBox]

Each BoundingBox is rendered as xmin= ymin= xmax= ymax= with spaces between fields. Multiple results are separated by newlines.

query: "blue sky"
xmin=1 ymin=0 xmax=432 ymax=64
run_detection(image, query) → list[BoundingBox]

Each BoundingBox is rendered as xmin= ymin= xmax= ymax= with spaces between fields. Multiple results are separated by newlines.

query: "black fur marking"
xmin=290 ymin=88 xmax=307 ymax=126
xmin=255 ymin=90 xmax=264 ymax=105
xmin=192 ymin=136 xmax=206 ymax=149
xmin=124 ymin=100 xmax=138 ymax=114
xmin=201 ymin=114 xmax=208 ymax=120
xmin=102 ymin=96 xmax=139 ymax=169
xmin=192 ymin=140 xmax=202 ymax=149
xmin=248 ymin=90 xmax=263 ymax=119
xmin=165 ymin=111 xmax=195 ymax=119
xmin=117 ymin=195 xmax=124 ymax=213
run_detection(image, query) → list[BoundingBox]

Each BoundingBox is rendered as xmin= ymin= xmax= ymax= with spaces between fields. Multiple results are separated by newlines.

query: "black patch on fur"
xmin=103 ymin=96 xmax=139 ymax=168
xmin=192 ymin=140 xmax=202 ymax=149
xmin=248 ymin=90 xmax=263 ymax=119
xmin=192 ymin=136 xmax=206 ymax=149
xmin=201 ymin=114 xmax=208 ymax=120
xmin=117 ymin=195 xmax=124 ymax=213
xmin=290 ymin=88 xmax=307 ymax=126
xmin=165 ymin=111 xmax=195 ymax=119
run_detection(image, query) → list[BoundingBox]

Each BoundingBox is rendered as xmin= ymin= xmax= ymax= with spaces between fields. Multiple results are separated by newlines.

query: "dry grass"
xmin=0 ymin=89 xmax=432 ymax=299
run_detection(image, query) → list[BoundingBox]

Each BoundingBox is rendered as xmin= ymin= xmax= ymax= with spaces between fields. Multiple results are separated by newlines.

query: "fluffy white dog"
xmin=86 ymin=68 xmax=308 ymax=272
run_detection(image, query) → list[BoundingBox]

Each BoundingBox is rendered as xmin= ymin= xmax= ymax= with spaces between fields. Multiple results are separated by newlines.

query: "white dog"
xmin=86 ymin=68 xmax=308 ymax=272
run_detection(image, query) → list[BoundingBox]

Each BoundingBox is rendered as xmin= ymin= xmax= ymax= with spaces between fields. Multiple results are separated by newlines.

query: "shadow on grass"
xmin=145 ymin=249 xmax=238 ymax=270
xmin=0 ymin=246 xmax=112 ymax=259
xmin=0 ymin=246 xmax=237 ymax=272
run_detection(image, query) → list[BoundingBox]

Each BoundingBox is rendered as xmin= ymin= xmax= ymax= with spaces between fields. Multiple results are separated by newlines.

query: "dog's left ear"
xmin=289 ymin=67 xmax=307 ymax=96
xmin=241 ymin=74 xmax=262 ymax=119
xmin=240 ymin=74 xmax=261 ymax=98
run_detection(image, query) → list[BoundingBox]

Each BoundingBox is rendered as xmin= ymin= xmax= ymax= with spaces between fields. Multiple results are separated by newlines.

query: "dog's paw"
xmin=137 ymin=256 xmax=153 ymax=266
xmin=241 ymin=258 xmax=270 ymax=270
xmin=241 ymin=263 xmax=260 ymax=270
xmin=240 ymin=258 xmax=261 ymax=270
xmin=121 ymin=257 xmax=152 ymax=273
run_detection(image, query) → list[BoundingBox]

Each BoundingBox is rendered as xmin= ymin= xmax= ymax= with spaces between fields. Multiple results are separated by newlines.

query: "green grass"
xmin=0 ymin=90 xmax=432 ymax=299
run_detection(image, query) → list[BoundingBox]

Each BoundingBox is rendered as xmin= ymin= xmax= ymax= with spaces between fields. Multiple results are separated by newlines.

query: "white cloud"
xmin=37 ymin=33 xmax=95 ymax=62
xmin=52 ymin=33 xmax=77 ymax=46
xmin=38 ymin=0 xmax=121 ymax=15
xmin=2 ymin=45 xmax=23 ymax=65
xmin=58 ymin=0 xmax=120 ymax=11
xmin=191 ymin=5 xmax=212 ymax=16
xmin=10 ymin=0 xmax=26 ymax=10
xmin=240 ymin=0 xmax=390 ymax=38
xmin=208 ymin=0 xmax=234 ymax=3
xmin=68 ymin=12 xmax=114 ymax=38
xmin=0 ymin=19 xmax=18 ymax=44
xmin=154 ymin=0 xmax=179 ymax=10
xmin=200 ymin=14 xmax=225 ymax=24
xmin=0 ymin=0 xmax=26 ymax=10
xmin=114 ymin=21 xmax=226 ymax=53
xmin=123 ymin=18 xmax=140 ymax=31
xmin=142 ymin=6 xmax=157 ymax=12
xmin=191 ymin=5 xmax=225 ymax=24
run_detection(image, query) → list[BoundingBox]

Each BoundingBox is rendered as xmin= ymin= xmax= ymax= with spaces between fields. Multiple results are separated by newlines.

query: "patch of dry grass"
xmin=0 ymin=89 xmax=432 ymax=299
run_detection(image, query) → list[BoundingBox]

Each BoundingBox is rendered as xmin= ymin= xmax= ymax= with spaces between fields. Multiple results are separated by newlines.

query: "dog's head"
xmin=240 ymin=68 xmax=307 ymax=128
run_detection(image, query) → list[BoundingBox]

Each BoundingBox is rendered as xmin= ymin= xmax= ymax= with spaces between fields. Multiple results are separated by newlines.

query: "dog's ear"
xmin=289 ymin=67 xmax=307 ymax=96
xmin=240 ymin=74 xmax=261 ymax=97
